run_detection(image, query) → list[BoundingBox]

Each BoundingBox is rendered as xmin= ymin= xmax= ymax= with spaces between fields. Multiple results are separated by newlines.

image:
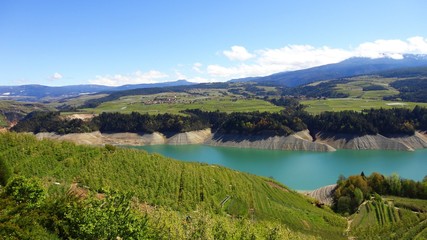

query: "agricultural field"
xmin=334 ymin=76 xmax=399 ymax=99
xmin=80 ymin=91 xmax=283 ymax=114
xmin=349 ymin=198 xmax=427 ymax=239
xmin=49 ymin=93 xmax=108 ymax=109
xmin=301 ymin=98 xmax=427 ymax=114
xmin=0 ymin=132 xmax=347 ymax=239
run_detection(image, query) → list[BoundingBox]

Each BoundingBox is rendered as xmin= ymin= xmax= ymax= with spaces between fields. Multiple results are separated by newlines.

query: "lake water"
xmin=131 ymin=145 xmax=427 ymax=190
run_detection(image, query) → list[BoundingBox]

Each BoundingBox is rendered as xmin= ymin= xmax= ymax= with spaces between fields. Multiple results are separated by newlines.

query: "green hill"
xmin=0 ymin=132 xmax=346 ymax=239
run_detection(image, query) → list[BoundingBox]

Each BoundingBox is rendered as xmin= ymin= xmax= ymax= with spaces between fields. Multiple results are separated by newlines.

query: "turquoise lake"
xmin=131 ymin=145 xmax=427 ymax=190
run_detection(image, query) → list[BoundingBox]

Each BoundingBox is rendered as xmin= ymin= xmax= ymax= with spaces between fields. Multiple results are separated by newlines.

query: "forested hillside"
xmin=12 ymin=105 xmax=427 ymax=137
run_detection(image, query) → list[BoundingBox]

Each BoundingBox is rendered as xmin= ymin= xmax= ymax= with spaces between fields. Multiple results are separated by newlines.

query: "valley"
xmin=1 ymin=56 xmax=427 ymax=239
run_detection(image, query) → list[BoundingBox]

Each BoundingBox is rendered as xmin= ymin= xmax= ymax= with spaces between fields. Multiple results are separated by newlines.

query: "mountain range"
xmin=231 ymin=54 xmax=427 ymax=86
xmin=1 ymin=54 xmax=427 ymax=101
xmin=0 ymin=80 xmax=194 ymax=101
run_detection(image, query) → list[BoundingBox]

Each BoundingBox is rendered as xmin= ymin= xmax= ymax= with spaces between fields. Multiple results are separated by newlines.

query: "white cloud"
xmin=50 ymin=72 xmax=63 ymax=80
xmin=87 ymin=36 xmax=427 ymax=84
xmin=206 ymin=36 xmax=427 ymax=80
xmin=355 ymin=36 xmax=427 ymax=59
xmin=223 ymin=46 xmax=255 ymax=61
xmin=89 ymin=70 xmax=169 ymax=86
xmin=192 ymin=62 xmax=204 ymax=73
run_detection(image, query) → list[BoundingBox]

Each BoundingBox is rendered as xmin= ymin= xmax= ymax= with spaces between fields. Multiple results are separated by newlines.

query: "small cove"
xmin=130 ymin=145 xmax=427 ymax=190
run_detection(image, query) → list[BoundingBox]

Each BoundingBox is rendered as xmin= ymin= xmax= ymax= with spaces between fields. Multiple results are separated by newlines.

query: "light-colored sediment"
xmin=167 ymin=128 xmax=212 ymax=145
xmin=300 ymin=184 xmax=337 ymax=206
xmin=34 ymin=129 xmax=427 ymax=151
xmin=206 ymin=131 xmax=336 ymax=152
xmin=388 ymin=131 xmax=427 ymax=149
xmin=315 ymin=132 xmax=416 ymax=151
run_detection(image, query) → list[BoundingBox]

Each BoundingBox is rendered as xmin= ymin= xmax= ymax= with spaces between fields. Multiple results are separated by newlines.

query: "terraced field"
xmin=82 ymin=93 xmax=283 ymax=114
xmin=349 ymin=198 xmax=427 ymax=239
xmin=0 ymin=132 xmax=347 ymax=239
xmin=301 ymin=98 xmax=427 ymax=114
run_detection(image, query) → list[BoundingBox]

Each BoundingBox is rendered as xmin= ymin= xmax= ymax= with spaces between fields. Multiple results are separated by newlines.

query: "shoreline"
xmin=32 ymin=129 xmax=427 ymax=152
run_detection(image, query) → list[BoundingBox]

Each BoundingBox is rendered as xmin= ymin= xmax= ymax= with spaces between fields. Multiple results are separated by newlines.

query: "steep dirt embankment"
xmin=167 ymin=128 xmax=212 ymax=145
xmin=206 ymin=130 xmax=336 ymax=152
xmin=35 ymin=129 xmax=212 ymax=146
xmin=300 ymin=184 xmax=337 ymax=206
xmin=35 ymin=129 xmax=427 ymax=151
xmin=314 ymin=132 xmax=427 ymax=151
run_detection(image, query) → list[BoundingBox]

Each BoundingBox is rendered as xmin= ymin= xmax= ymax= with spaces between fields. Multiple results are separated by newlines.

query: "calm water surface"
xmin=131 ymin=145 xmax=427 ymax=190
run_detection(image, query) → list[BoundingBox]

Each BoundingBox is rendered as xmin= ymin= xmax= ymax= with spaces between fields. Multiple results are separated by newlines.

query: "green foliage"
xmin=0 ymin=132 xmax=347 ymax=239
xmin=61 ymin=193 xmax=149 ymax=239
xmin=349 ymin=197 xmax=427 ymax=239
xmin=4 ymin=176 xmax=46 ymax=208
xmin=11 ymin=111 xmax=97 ymax=134
xmin=334 ymin=172 xmax=427 ymax=215
xmin=385 ymin=78 xmax=427 ymax=102
xmin=0 ymin=176 xmax=58 ymax=240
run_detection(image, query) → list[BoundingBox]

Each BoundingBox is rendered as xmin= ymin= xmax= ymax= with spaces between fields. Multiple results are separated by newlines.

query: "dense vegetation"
xmin=11 ymin=111 xmax=98 ymax=134
xmin=349 ymin=195 xmax=427 ymax=239
xmin=96 ymin=112 xmax=208 ymax=134
xmin=333 ymin=172 xmax=427 ymax=215
xmin=0 ymin=132 xmax=347 ymax=239
xmin=12 ymin=105 xmax=427 ymax=136
xmin=309 ymin=107 xmax=427 ymax=135
xmin=280 ymin=80 xmax=350 ymax=98
xmin=384 ymin=78 xmax=427 ymax=102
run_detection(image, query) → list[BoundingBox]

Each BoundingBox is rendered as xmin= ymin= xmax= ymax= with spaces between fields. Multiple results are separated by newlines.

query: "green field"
xmin=82 ymin=93 xmax=283 ymax=114
xmin=334 ymin=76 xmax=399 ymax=99
xmin=0 ymin=132 xmax=347 ymax=239
xmin=301 ymin=98 xmax=427 ymax=114
xmin=349 ymin=198 xmax=427 ymax=239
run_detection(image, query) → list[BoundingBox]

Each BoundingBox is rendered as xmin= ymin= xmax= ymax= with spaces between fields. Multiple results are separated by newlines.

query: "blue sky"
xmin=1 ymin=0 xmax=426 ymax=86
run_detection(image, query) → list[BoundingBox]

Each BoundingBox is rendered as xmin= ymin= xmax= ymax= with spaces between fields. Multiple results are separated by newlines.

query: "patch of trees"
xmin=362 ymin=85 xmax=388 ymax=91
xmin=384 ymin=78 xmax=427 ymax=102
xmin=333 ymin=172 xmax=427 ymax=215
xmin=95 ymin=112 xmax=209 ymax=133
xmin=11 ymin=111 xmax=98 ymax=134
xmin=280 ymin=79 xmax=350 ymax=98
xmin=12 ymin=105 xmax=427 ymax=137
xmin=308 ymin=107 xmax=427 ymax=135
xmin=184 ymin=109 xmax=307 ymax=136
xmin=309 ymin=111 xmax=377 ymax=135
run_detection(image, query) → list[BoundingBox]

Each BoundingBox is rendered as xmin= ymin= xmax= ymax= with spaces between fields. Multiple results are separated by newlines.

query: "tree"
xmin=353 ymin=188 xmax=364 ymax=207
xmin=388 ymin=173 xmax=402 ymax=196
xmin=62 ymin=192 xmax=150 ymax=239
xmin=4 ymin=176 xmax=46 ymax=208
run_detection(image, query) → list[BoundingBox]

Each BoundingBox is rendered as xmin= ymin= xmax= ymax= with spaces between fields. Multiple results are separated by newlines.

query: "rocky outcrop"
xmin=300 ymin=184 xmax=337 ymax=206
xmin=102 ymin=132 xmax=166 ymax=146
xmin=206 ymin=130 xmax=336 ymax=152
xmin=167 ymin=128 xmax=212 ymax=145
xmin=315 ymin=132 xmax=415 ymax=151
xmin=36 ymin=131 xmax=104 ymax=145
xmin=35 ymin=129 xmax=427 ymax=151
xmin=388 ymin=131 xmax=427 ymax=150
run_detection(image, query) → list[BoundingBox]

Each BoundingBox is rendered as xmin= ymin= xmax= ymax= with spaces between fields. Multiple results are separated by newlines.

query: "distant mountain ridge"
xmin=231 ymin=54 xmax=427 ymax=86
xmin=0 ymin=80 xmax=194 ymax=101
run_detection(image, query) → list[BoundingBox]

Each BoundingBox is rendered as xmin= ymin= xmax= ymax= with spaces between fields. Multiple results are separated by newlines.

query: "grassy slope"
xmin=0 ymin=100 xmax=54 ymax=127
xmin=301 ymin=98 xmax=427 ymax=114
xmin=82 ymin=94 xmax=283 ymax=114
xmin=349 ymin=198 xmax=427 ymax=239
xmin=301 ymin=76 xmax=427 ymax=114
xmin=0 ymin=132 xmax=346 ymax=239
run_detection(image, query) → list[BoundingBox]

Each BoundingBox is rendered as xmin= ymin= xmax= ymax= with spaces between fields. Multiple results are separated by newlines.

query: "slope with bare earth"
xmin=314 ymin=132 xmax=424 ymax=151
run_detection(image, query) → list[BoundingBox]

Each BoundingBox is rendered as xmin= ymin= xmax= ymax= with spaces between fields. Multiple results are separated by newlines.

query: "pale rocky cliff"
xmin=206 ymin=130 xmax=336 ymax=152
